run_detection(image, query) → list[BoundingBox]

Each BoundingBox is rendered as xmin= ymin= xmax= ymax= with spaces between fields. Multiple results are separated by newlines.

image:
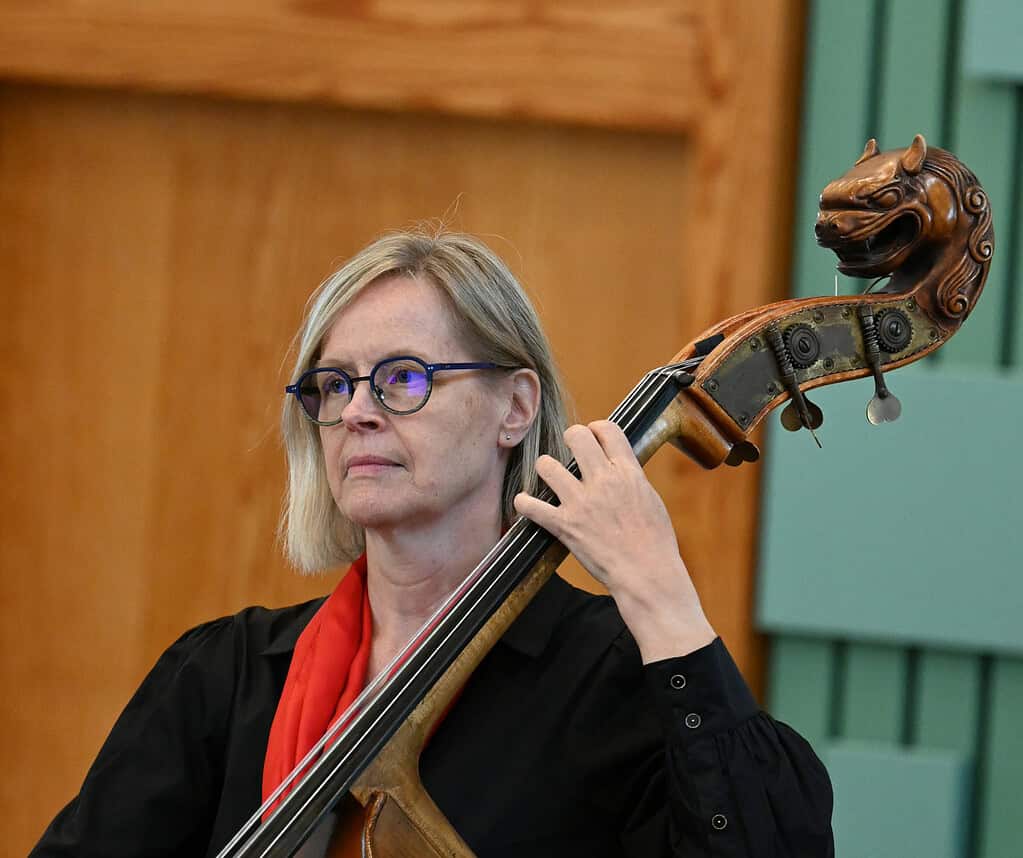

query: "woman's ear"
xmin=499 ymin=368 xmax=541 ymax=446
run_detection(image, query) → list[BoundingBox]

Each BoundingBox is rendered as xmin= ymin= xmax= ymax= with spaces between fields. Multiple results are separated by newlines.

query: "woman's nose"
xmin=340 ymin=380 xmax=385 ymax=429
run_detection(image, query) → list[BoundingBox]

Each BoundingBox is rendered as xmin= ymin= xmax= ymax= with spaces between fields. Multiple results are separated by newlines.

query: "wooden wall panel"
xmin=0 ymin=82 xmax=701 ymax=849
xmin=0 ymin=0 xmax=806 ymax=850
xmin=0 ymin=1 xmax=705 ymax=132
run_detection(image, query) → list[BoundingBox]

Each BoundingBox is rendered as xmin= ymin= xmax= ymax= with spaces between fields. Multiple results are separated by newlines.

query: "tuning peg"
xmin=781 ymin=399 xmax=823 ymax=447
xmin=764 ymin=323 xmax=825 ymax=447
xmin=867 ymin=393 xmax=902 ymax=424
xmin=725 ymin=440 xmax=761 ymax=467
xmin=865 ymin=368 xmax=902 ymax=424
xmin=780 ymin=397 xmax=824 ymax=432
xmin=858 ymin=304 xmax=902 ymax=425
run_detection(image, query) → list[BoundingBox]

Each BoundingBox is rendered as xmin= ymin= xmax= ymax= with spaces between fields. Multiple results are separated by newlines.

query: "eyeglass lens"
xmin=298 ymin=358 xmax=432 ymax=422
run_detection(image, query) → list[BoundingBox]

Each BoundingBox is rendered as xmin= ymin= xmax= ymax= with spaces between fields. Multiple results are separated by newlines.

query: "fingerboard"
xmin=220 ymin=359 xmax=699 ymax=858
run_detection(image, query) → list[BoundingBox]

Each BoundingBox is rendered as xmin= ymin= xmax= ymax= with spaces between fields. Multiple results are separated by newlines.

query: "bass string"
xmin=282 ymin=366 xmax=672 ymax=769
xmin=224 ymin=362 xmax=694 ymax=858
xmin=373 ymin=360 xmax=703 ymax=695
xmin=240 ymin=362 xmax=697 ymax=857
xmin=301 ymin=362 xmax=691 ymax=771
xmin=229 ymin=360 xmax=701 ymax=856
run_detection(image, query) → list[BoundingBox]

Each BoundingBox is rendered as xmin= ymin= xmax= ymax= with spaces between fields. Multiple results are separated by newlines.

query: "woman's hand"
xmin=514 ymin=420 xmax=716 ymax=663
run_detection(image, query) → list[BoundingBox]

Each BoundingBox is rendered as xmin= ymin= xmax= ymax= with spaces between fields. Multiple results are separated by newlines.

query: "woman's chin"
xmin=340 ymin=490 xmax=414 ymax=531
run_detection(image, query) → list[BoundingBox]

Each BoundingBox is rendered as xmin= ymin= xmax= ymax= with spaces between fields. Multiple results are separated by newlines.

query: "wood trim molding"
xmin=0 ymin=1 xmax=712 ymax=131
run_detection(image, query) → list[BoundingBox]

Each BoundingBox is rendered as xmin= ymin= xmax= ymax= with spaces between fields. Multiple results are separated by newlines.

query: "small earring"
xmin=504 ymin=434 xmax=512 ymax=441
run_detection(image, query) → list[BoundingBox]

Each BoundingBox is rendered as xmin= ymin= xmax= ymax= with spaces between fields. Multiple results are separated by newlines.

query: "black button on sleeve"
xmin=642 ymin=637 xmax=758 ymax=749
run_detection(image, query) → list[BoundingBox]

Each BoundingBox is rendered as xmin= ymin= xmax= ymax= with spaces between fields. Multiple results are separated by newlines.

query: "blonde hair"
xmin=280 ymin=229 xmax=571 ymax=572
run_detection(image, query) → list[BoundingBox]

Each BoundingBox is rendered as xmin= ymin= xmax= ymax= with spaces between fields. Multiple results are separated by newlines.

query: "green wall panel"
xmin=826 ymin=741 xmax=971 ymax=858
xmin=914 ymin=651 xmax=982 ymax=753
xmin=766 ymin=2 xmax=1023 ymax=855
xmin=977 ymin=658 xmax=1023 ymax=858
xmin=767 ymin=636 xmax=834 ymax=748
xmin=792 ymin=0 xmax=876 ymax=301
xmin=940 ymin=0 xmax=1017 ymax=367
xmin=757 ymin=364 xmax=1023 ymax=653
xmin=964 ymin=0 xmax=1023 ymax=82
xmin=840 ymin=644 xmax=907 ymax=743
xmin=877 ymin=0 xmax=953 ymax=147
xmin=1011 ymin=99 xmax=1023 ymax=368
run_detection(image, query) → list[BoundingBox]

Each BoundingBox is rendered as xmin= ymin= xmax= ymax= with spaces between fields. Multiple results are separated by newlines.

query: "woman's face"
xmin=317 ymin=275 xmax=513 ymax=535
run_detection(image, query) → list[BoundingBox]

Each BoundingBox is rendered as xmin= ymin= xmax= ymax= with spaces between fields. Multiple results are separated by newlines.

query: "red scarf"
xmin=261 ymin=555 xmax=372 ymax=814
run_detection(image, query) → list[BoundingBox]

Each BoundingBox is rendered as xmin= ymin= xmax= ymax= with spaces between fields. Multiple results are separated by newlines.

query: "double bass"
xmin=216 ymin=134 xmax=993 ymax=857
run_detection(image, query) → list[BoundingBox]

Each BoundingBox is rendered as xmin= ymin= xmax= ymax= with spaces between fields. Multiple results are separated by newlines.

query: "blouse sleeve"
xmin=29 ymin=619 xmax=236 ymax=858
xmin=623 ymin=637 xmax=834 ymax=857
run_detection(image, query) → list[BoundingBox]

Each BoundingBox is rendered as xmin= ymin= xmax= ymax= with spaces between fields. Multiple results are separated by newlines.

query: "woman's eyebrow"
xmin=313 ymin=350 xmax=422 ymax=369
xmin=313 ymin=356 xmax=347 ymax=369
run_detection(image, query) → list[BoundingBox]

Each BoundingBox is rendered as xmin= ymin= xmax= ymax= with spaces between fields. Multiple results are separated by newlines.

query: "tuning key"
xmin=866 ymin=369 xmax=902 ymax=425
xmin=858 ymin=304 xmax=902 ymax=425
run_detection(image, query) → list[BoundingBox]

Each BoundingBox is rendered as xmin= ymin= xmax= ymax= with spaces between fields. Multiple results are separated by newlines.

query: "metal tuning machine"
xmin=857 ymin=304 xmax=902 ymax=425
xmin=764 ymin=323 xmax=824 ymax=447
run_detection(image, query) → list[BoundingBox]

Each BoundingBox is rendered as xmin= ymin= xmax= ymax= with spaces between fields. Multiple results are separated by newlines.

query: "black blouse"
xmin=31 ymin=574 xmax=833 ymax=857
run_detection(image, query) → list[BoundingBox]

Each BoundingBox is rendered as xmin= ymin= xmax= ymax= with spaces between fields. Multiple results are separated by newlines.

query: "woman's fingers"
xmin=520 ymin=423 xmax=637 ymax=522
xmin=562 ymin=423 xmax=609 ymax=479
xmin=534 ymin=453 xmax=579 ymax=502
xmin=587 ymin=420 xmax=639 ymax=468
xmin=519 ymin=421 xmax=714 ymax=661
xmin=516 ymin=422 xmax=650 ymax=557
xmin=513 ymin=491 xmax=564 ymax=539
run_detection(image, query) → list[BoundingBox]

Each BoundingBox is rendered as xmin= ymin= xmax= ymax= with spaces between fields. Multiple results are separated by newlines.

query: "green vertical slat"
xmin=767 ymin=636 xmax=833 ymax=749
xmin=941 ymin=0 xmax=1017 ymax=366
xmin=914 ymin=651 xmax=982 ymax=751
xmin=839 ymin=643 xmax=907 ymax=743
xmin=876 ymin=0 xmax=953 ymax=147
xmin=792 ymin=0 xmax=876 ymax=300
xmin=1009 ymin=92 xmax=1023 ymax=368
xmin=977 ymin=658 xmax=1023 ymax=858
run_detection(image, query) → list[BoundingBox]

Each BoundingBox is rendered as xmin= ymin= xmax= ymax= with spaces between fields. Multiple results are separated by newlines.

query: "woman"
xmin=32 ymin=230 xmax=833 ymax=857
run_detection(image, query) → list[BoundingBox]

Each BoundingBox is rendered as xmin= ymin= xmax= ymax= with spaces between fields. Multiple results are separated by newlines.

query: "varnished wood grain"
xmin=0 ymin=0 xmax=704 ymax=132
xmin=1 ymin=0 xmax=805 ymax=850
xmin=0 ymin=83 xmax=699 ymax=850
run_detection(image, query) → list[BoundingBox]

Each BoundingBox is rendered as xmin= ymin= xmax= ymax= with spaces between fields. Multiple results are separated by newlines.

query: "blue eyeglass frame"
xmin=285 ymin=355 xmax=507 ymax=424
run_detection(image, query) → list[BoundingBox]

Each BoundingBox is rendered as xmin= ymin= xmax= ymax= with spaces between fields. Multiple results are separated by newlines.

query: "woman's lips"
xmin=345 ymin=456 xmax=400 ymax=477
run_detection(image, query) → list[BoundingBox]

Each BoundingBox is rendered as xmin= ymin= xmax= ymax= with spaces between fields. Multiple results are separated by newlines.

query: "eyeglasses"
xmin=286 ymin=356 xmax=507 ymax=424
